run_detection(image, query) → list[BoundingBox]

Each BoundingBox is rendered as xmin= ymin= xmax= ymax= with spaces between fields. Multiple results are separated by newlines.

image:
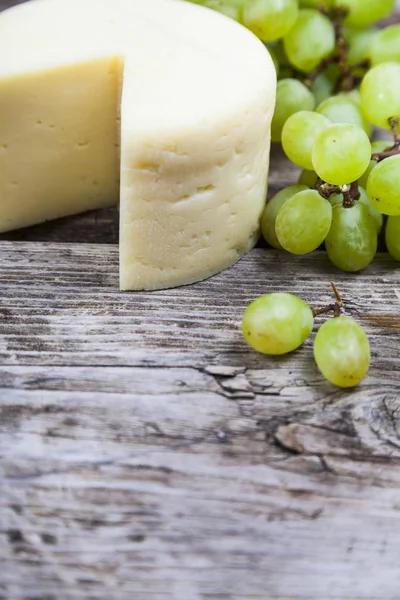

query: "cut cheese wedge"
xmin=0 ymin=0 xmax=276 ymax=290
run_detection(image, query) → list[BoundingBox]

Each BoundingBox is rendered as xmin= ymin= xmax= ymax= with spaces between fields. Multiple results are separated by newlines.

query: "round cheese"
xmin=0 ymin=0 xmax=276 ymax=290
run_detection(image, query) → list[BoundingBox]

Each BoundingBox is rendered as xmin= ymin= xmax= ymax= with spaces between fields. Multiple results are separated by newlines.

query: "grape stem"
xmin=312 ymin=282 xmax=343 ymax=318
xmin=346 ymin=181 xmax=361 ymax=206
xmin=371 ymin=121 xmax=400 ymax=163
xmin=314 ymin=179 xmax=360 ymax=208
xmin=304 ymin=6 xmax=369 ymax=92
xmin=372 ymin=145 xmax=400 ymax=162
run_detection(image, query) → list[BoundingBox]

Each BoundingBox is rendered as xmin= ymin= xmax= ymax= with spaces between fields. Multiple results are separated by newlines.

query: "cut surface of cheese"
xmin=0 ymin=0 xmax=276 ymax=290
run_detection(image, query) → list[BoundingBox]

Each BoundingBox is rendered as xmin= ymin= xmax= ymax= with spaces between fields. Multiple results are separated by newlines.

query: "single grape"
xmin=367 ymin=155 xmax=400 ymax=216
xmin=316 ymin=95 xmax=371 ymax=137
xmin=358 ymin=139 xmax=391 ymax=189
xmin=328 ymin=187 xmax=384 ymax=233
xmin=314 ymin=316 xmax=370 ymax=388
xmin=358 ymin=187 xmax=384 ymax=233
xmin=298 ymin=169 xmax=318 ymax=188
xmin=361 ymin=63 xmax=400 ymax=129
xmin=311 ymin=64 xmax=340 ymax=105
xmin=271 ymin=79 xmax=316 ymax=142
xmin=386 ymin=216 xmax=400 ymax=261
xmin=261 ymin=185 xmax=308 ymax=249
xmin=370 ymin=24 xmax=400 ymax=66
xmin=371 ymin=139 xmax=391 ymax=154
xmin=312 ymin=73 xmax=334 ymax=106
xmin=312 ymin=123 xmax=371 ymax=186
xmin=325 ymin=202 xmax=377 ymax=272
xmin=358 ymin=161 xmax=375 ymax=189
xmin=271 ymin=40 xmax=291 ymax=67
xmin=275 ymin=189 xmax=333 ymax=255
xmin=283 ymin=10 xmax=336 ymax=73
xmin=200 ymin=0 xmax=243 ymax=19
xmin=242 ymin=293 xmax=314 ymax=355
xmin=344 ymin=27 xmax=377 ymax=66
xmin=282 ymin=111 xmax=331 ymax=170
xmin=342 ymin=89 xmax=361 ymax=106
xmin=243 ymin=0 xmax=298 ymax=41
xmin=334 ymin=0 xmax=396 ymax=28
xmin=324 ymin=63 xmax=341 ymax=84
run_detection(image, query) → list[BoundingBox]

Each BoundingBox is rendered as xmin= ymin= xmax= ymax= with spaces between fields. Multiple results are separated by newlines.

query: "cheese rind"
xmin=0 ymin=0 xmax=276 ymax=290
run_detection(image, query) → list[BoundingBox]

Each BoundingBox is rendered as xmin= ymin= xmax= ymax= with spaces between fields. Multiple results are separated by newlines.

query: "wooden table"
xmin=1 ymin=2 xmax=400 ymax=599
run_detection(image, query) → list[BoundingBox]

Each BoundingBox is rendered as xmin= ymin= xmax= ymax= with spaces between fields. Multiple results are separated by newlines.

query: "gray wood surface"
xmin=1 ymin=1 xmax=400 ymax=599
xmin=1 ymin=242 xmax=399 ymax=600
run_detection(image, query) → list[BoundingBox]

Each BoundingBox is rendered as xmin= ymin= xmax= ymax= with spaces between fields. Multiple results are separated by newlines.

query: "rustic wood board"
xmin=1 ymin=1 xmax=400 ymax=599
xmin=1 ymin=243 xmax=400 ymax=600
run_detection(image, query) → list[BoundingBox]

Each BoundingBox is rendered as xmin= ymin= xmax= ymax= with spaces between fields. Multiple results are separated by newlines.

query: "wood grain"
xmin=1 ymin=242 xmax=400 ymax=600
xmin=1 ymin=1 xmax=400 ymax=599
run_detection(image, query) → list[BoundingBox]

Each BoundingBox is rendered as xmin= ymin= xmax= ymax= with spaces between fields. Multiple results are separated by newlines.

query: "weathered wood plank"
xmin=0 ymin=242 xmax=399 ymax=599
xmin=2 ymin=369 xmax=400 ymax=600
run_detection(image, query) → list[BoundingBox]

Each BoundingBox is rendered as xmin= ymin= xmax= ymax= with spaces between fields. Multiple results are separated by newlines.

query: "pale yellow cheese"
xmin=0 ymin=0 xmax=276 ymax=290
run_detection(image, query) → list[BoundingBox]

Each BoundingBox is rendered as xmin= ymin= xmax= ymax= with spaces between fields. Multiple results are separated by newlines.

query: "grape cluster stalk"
xmin=186 ymin=0 xmax=399 ymax=387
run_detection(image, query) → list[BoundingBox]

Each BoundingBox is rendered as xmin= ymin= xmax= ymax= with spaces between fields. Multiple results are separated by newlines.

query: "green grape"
xmin=360 ymin=63 xmax=400 ymax=129
xmin=358 ymin=139 xmax=391 ymax=188
xmin=334 ymin=0 xmax=396 ymax=28
xmin=201 ymin=0 xmax=243 ymax=20
xmin=367 ymin=155 xmax=400 ymax=216
xmin=267 ymin=47 xmax=280 ymax=77
xmin=243 ymin=0 xmax=298 ymax=42
xmin=275 ymin=189 xmax=333 ymax=254
xmin=283 ymin=10 xmax=336 ymax=73
xmin=325 ymin=202 xmax=377 ymax=272
xmin=242 ymin=293 xmax=314 ymax=355
xmin=311 ymin=64 xmax=341 ymax=105
xmin=324 ymin=62 xmax=341 ymax=84
xmin=271 ymin=40 xmax=291 ymax=67
xmin=314 ymin=316 xmax=370 ymax=388
xmin=343 ymin=89 xmax=361 ymax=105
xmin=328 ymin=192 xmax=344 ymax=207
xmin=370 ymin=24 xmax=400 ymax=66
xmin=358 ymin=161 xmax=376 ymax=189
xmin=298 ymin=169 xmax=318 ymax=188
xmin=316 ymin=95 xmax=371 ymax=137
xmin=312 ymin=123 xmax=371 ymax=186
xmin=312 ymin=73 xmax=334 ymax=106
xmin=358 ymin=187 xmax=384 ymax=233
xmin=386 ymin=216 xmax=400 ymax=261
xmin=328 ymin=187 xmax=383 ymax=233
xmin=261 ymin=185 xmax=308 ymax=249
xmin=344 ymin=27 xmax=377 ymax=66
xmin=282 ymin=111 xmax=331 ymax=170
xmin=271 ymin=79 xmax=316 ymax=142
xmin=371 ymin=139 xmax=391 ymax=154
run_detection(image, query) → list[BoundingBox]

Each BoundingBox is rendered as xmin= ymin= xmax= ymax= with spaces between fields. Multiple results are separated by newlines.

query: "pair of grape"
xmin=261 ymin=182 xmax=380 ymax=273
xmin=242 ymin=292 xmax=370 ymax=388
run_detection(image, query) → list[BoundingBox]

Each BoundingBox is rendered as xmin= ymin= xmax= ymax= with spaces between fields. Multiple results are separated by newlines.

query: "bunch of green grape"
xmin=242 ymin=289 xmax=370 ymax=388
xmin=186 ymin=0 xmax=400 ymax=271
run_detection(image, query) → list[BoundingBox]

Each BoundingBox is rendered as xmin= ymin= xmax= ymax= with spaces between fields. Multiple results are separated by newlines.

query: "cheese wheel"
xmin=0 ymin=0 xmax=276 ymax=290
